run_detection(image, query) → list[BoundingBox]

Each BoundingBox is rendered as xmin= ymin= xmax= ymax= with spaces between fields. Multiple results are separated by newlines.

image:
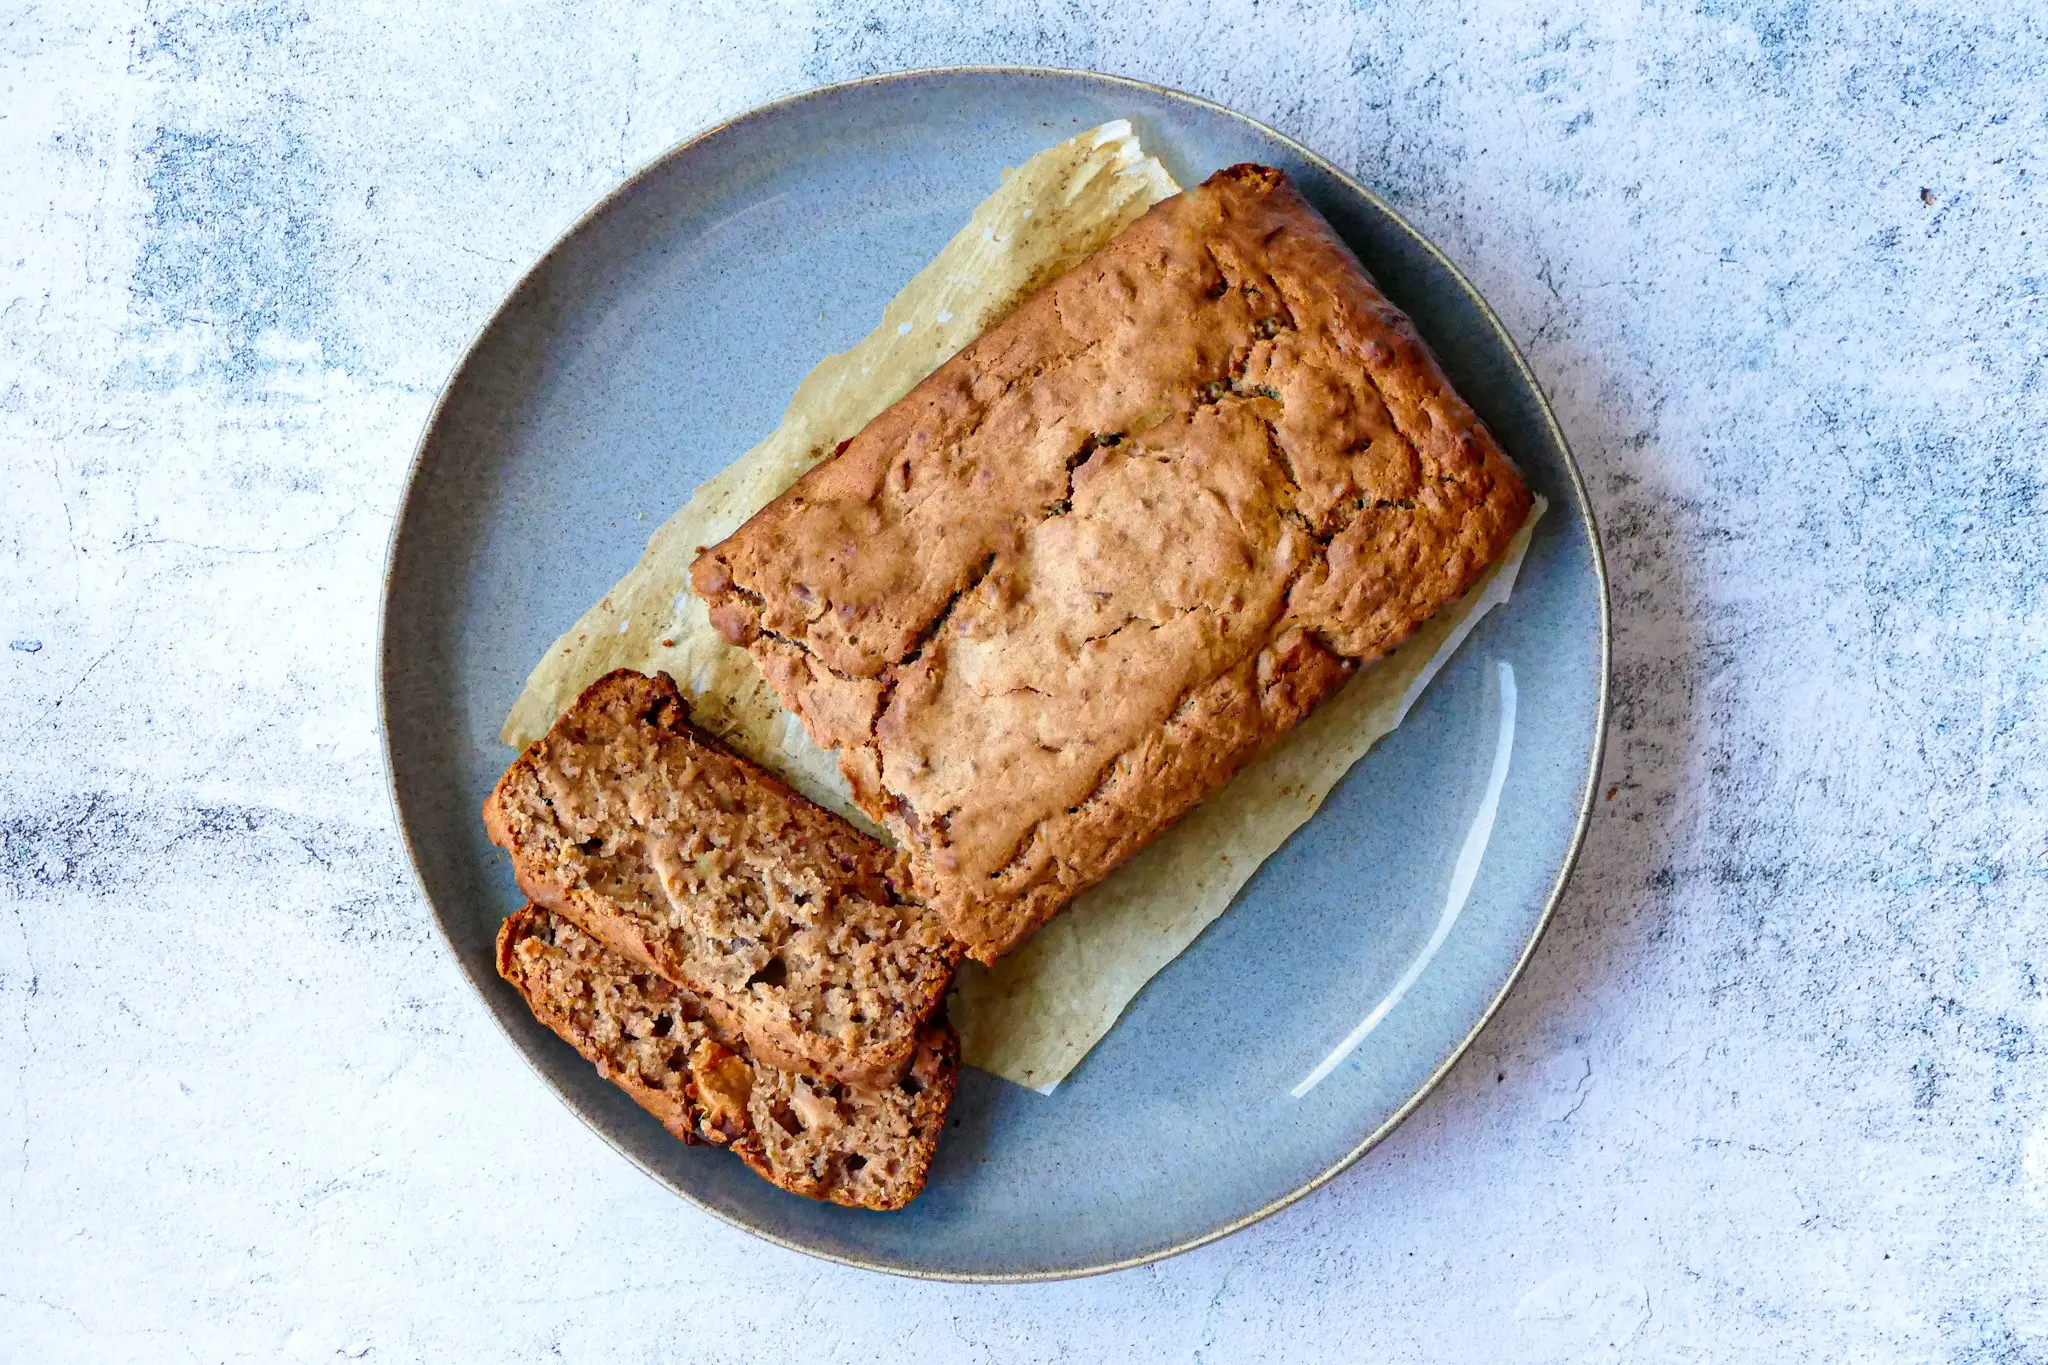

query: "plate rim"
xmin=377 ymin=63 xmax=1612 ymax=1283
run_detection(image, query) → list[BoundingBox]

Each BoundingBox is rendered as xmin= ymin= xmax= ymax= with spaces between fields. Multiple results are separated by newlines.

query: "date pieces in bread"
xmin=484 ymin=669 xmax=959 ymax=1087
xmin=498 ymin=906 xmax=956 ymax=1210
xmin=692 ymin=164 xmax=1533 ymax=963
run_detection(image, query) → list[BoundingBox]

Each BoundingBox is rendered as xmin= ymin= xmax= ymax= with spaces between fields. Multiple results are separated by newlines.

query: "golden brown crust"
xmin=497 ymin=905 xmax=956 ymax=1210
xmin=693 ymin=164 xmax=1530 ymax=962
xmin=484 ymin=670 xmax=959 ymax=1084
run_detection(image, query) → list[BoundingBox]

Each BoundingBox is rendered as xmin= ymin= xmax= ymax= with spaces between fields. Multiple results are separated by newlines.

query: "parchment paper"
xmin=500 ymin=121 xmax=1540 ymax=1091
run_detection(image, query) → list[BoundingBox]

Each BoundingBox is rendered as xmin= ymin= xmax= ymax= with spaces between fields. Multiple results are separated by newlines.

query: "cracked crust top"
xmin=692 ymin=165 xmax=1531 ymax=962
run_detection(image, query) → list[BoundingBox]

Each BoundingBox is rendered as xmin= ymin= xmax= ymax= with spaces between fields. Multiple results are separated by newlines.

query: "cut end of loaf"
xmin=483 ymin=669 xmax=960 ymax=1087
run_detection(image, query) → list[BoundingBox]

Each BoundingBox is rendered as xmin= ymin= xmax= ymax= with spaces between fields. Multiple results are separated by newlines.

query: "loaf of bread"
xmin=484 ymin=669 xmax=959 ymax=1086
xmin=497 ymin=905 xmax=956 ymax=1210
xmin=692 ymin=164 xmax=1532 ymax=963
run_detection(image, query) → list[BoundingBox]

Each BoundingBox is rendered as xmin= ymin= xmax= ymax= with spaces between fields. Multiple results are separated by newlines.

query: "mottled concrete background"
xmin=3 ymin=1 xmax=2044 ymax=1360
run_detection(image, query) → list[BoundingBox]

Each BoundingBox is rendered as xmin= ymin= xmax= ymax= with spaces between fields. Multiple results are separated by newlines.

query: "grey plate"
xmin=380 ymin=67 xmax=1608 ymax=1281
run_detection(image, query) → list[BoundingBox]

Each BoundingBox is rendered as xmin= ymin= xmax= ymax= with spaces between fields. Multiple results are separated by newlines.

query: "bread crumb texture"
xmin=498 ymin=906 xmax=956 ymax=1209
xmin=485 ymin=670 xmax=959 ymax=1086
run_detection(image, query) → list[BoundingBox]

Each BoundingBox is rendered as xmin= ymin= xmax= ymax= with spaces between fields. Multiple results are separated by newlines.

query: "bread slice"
xmin=497 ymin=905 xmax=957 ymax=1210
xmin=483 ymin=670 xmax=959 ymax=1087
xmin=692 ymin=164 xmax=1531 ymax=962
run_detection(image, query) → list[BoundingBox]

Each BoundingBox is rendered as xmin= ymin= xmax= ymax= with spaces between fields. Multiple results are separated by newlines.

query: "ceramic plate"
xmin=380 ymin=68 xmax=1608 ymax=1280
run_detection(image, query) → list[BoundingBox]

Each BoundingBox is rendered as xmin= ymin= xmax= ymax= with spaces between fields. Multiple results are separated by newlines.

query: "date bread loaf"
xmin=692 ymin=164 xmax=1532 ymax=963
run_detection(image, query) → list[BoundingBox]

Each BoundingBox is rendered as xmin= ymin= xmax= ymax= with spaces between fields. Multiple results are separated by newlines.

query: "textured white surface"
xmin=3 ymin=2 xmax=2046 ymax=1360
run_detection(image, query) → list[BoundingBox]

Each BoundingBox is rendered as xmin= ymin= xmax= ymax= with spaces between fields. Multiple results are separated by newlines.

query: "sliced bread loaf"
xmin=484 ymin=670 xmax=960 ymax=1088
xmin=498 ymin=905 xmax=957 ymax=1211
